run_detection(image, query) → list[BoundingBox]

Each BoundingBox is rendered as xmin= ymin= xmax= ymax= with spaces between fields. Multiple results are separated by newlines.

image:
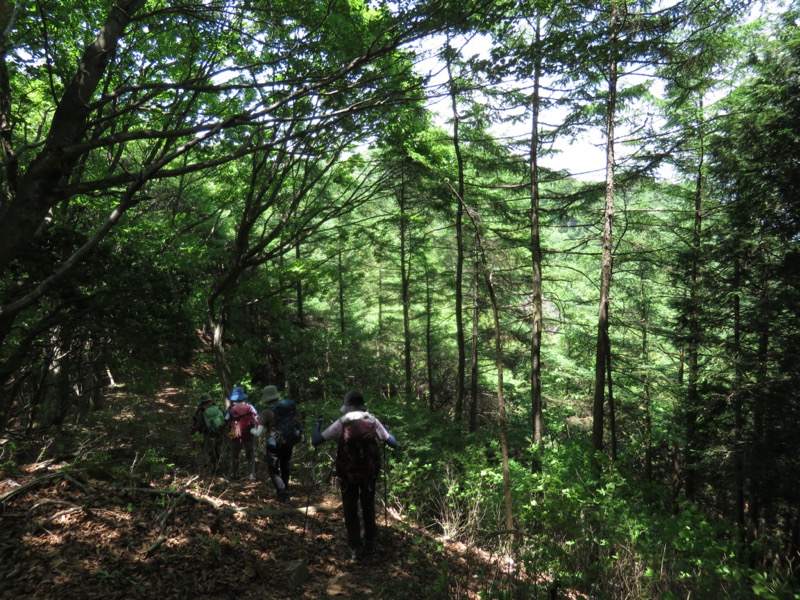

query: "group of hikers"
xmin=192 ymin=386 xmax=397 ymax=561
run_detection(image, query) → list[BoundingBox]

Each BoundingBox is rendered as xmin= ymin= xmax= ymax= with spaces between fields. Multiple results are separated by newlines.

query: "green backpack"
xmin=202 ymin=404 xmax=226 ymax=435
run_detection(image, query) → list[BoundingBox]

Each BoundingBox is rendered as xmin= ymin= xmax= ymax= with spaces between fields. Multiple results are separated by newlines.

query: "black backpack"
xmin=335 ymin=412 xmax=381 ymax=483
xmin=271 ymin=399 xmax=302 ymax=446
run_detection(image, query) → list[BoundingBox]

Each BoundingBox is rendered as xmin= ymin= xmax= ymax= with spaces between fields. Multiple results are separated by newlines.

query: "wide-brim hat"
xmin=261 ymin=385 xmax=280 ymax=403
xmin=229 ymin=386 xmax=247 ymax=402
xmin=340 ymin=390 xmax=365 ymax=414
xmin=196 ymin=393 xmax=213 ymax=406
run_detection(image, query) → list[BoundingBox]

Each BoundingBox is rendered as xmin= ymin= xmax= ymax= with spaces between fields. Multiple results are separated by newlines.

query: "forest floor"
xmin=0 ymin=378 xmax=560 ymax=599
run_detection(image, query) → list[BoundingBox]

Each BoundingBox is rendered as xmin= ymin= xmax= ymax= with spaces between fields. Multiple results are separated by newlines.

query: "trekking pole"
xmin=303 ymin=446 xmax=318 ymax=540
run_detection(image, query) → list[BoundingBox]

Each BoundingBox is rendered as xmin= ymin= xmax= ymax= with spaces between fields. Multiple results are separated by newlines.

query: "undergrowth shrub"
xmin=380 ymin=401 xmax=798 ymax=599
xmin=0 ymin=437 xmax=25 ymax=476
xmin=511 ymin=439 xmax=798 ymax=599
xmin=384 ymin=405 xmax=501 ymax=543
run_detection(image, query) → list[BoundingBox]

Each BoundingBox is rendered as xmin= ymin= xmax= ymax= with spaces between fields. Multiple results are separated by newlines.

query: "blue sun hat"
xmin=229 ymin=386 xmax=247 ymax=402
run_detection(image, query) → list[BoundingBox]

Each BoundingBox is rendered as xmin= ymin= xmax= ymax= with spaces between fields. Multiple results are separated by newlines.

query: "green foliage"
xmin=0 ymin=438 xmax=24 ymax=477
xmin=384 ymin=405 xmax=798 ymax=599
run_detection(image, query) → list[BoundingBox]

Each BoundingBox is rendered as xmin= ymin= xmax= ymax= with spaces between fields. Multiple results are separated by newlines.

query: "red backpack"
xmin=228 ymin=402 xmax=256 ymax=442
xmin=335 ymin=413 xmax=381 ymax=483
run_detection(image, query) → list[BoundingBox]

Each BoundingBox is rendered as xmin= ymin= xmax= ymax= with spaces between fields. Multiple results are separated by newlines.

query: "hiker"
xmin=192 ymin=393 xmax=224 ymax=475
xmin=261 ymin=385 xmax=302 ymax=501
xmin=312 ymin=390 xmax=397 ymax=560
xmin=225 ymin=385 xmax=259 ymax=481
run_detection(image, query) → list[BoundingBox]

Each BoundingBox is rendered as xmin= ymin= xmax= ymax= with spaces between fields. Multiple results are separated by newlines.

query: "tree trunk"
xmin=399 ymin=183 xmax=413 ymax=403
xmin=488 ymin=271 xmax=514 ymax=534
xmin=209 ymin=291 xmax=234 ymax=406
xmin=605 ymin=330 xmax=617 ymax=462
xmin=296 ymin=241 xmax=304 ymax=326
xmin=733 ymin=280 xmax=746 ymax=544
xmin=748 ymin=265 xmax=770 ymax=558
xmin=89 ymin=338 xmax=107 ymax=414
xmin=463 ymin=198 xmax=514 ymax=533
xmin=377 ymin=267 xmax=383 ymax=357
xmin=469 ymin=247 xmax=480 ymax=432
xmin=338 ymin=247 xmax=346 ymax=338
xmin=640 ymin=269 xmax=653 ymax=481
xmin=424 ymin=256 xmax=435 ymax=411
xmin=47 ymin=325 xmax=74 ymax=427
xmin=529 ymin=17 xmax=544 ymax=469
xmin=592 ymin=29 xmax=618 ymax=458
xmin=685 ymin=112 xmax=705 ymax=501
xmin=446 ymin=45 xmax=467 ymax=422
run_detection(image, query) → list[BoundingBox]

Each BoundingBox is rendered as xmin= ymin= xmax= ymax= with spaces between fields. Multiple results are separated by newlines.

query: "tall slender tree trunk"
xmin=592 ymin=24 xmax=619 ymax=457
xmin=463 ymin=199 xmax=514 ymax=534
xmin=47 ymin=324 xmax=74 ymax=427
xmin=685 ymin=106 xmax=705 ymax=501
xmin=399 ymin=183 xmax=413 ymax=402
xmin=446 ymin=45 xmax=467 ymax=422
xmin=377 ymin=267 xmax=383 ymax=358
xmin=338 ymin=248 xmax=346 ymax=338
xmin=748 ymin=263 xmax=770 ymax=557
xmin=469 ymin=246 xmax=480 ymax=432
xmin=89 ymin=338 xmax=107 ymax=414
xmin=209 ymin=292 xmax=234 ymax=406
xmin=424 ymin=256 xmax=435 ymax=411
xmin=488 ymin=270 xmax=514 ymax=534
xmin=529 ymin=16 xmax=544 ymax=469
xmin=640 ymin=268 xmax=653 ymax=481
xmin=295 ymin=241 xmax=304 ymax=326
xmin=733 ymin=265 xmax=746 ymax=545
xmin=605 ymin=332 xmax=617 ymax=461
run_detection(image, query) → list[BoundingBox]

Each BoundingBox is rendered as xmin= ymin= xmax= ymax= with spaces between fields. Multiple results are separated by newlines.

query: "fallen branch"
xmin=124 ymin=486 xmax=232 ymax=511
xmin=143 ymin=492 xmax=187 ymax=557
xmin=0 ymin=472 xmax=66 ymax=506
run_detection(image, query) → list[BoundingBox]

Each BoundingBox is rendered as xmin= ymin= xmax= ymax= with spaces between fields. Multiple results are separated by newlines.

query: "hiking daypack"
xmin=271 ymin=398 xmax=302 ymax=446
xmin=228 ymin=402 xmax=256 ymax=441
xmin=335 ymin=412 xmax=381 ymax=483
xmin=202 ymin=404 xmax=226 ymax=436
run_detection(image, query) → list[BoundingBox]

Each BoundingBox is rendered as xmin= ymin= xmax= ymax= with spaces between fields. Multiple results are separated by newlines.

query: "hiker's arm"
xmin=312 ymin=418 xmax=340 ymax=447
xmin=311 ymin=418 xmax=326 ymax=447
xmin=376 ymin=420 xmax=398 ymax=449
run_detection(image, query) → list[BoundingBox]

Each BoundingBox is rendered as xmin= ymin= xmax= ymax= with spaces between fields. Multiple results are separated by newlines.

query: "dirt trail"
xmin=0 ymin=384 xmax=496 ymax=599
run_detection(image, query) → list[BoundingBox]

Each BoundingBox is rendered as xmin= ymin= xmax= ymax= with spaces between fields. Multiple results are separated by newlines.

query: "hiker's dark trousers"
xmin=200 ymin=434 xmax=223 ymax=474
xmin=266 ymin=443 xmax=294 ymax=493
xmin=229 ymin=437 xmax=255 ymax=479
xmin=340 ymin=477 xmax=377 ymax=550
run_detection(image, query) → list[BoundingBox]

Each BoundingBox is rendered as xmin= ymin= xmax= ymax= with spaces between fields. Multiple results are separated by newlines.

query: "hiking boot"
xmin=277 ymin=489 xmax=290 ymax=502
